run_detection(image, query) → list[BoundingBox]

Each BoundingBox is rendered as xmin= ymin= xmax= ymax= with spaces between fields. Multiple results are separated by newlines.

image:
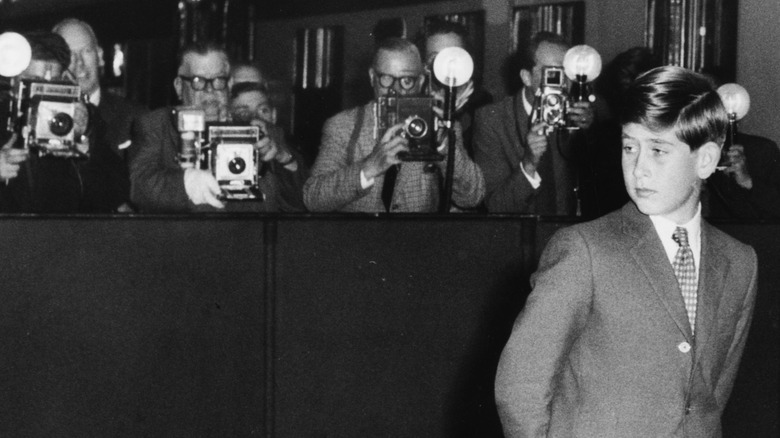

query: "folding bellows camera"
xmin=376 ymin=95 xmax=441 ymax=161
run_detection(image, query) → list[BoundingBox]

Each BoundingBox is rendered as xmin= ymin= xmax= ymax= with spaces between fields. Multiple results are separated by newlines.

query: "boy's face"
xmin=622 ymin=123 xmax=719 ymax=224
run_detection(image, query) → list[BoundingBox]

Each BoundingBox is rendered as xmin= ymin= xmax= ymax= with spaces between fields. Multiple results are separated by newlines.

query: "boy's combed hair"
xmin=621 ymin=65 xmax=728 ymax=150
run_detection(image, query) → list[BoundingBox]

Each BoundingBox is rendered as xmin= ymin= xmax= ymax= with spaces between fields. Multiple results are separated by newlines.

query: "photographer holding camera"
xmin=229 ymin=81 xmax=307 ymax=212
xmin=129 ymin=42 xmax=304 ymax=212
xmin=303 ymin=37 xmax=484 ymax=213
xmin=473 ymin=32 xmax=595 ymax=215
xmin=0 ymin=31 xmax=119 ymax=213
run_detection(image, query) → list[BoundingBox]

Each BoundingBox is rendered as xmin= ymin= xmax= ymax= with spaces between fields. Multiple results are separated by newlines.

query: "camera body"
xmin=536 ymin=66 xmax=570 ymax=135
xmin=17 ymin=79 xmax=83 ymax=156
xmin=207 ymin=124 xmax=263 ymax=201
xmin=376 ymin=95 xmax=441 ymax=161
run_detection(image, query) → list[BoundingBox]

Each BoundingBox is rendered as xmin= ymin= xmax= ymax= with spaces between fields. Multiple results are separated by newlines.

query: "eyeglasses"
xmin=179 ymin=75 xmax=230 ymax=91
xmin=375 ymin=73 xmax=419 ymax=90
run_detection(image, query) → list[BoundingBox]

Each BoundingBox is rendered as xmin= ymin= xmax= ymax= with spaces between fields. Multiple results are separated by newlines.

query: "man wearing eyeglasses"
xmin=129 ymin=41 xmax=303 ymax=212
xmin=304 ymin=37 xmax=484 ymax=212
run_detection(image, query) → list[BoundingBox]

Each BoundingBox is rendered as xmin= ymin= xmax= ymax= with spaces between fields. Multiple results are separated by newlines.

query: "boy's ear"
xmin=696 ymin=141 xmax=722 ymax=179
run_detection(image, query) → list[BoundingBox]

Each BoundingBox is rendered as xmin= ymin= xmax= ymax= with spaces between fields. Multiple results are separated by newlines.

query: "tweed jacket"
xmin=495 ymin=202 xmax=758 ymax=438
xmin=473 ymin=91 xmax=579 ymax=215
xmin=303 ymin=102 xmax=485 ymax=213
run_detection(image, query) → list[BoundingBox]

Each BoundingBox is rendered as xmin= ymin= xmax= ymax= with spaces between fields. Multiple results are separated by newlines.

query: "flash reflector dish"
xmin=717 ymin=83 xmax=750 ymax=121
xmin=0 ymin=32 xmax=32 ymax=77
xmin=432 ymin=47 xmax=473 ymax=87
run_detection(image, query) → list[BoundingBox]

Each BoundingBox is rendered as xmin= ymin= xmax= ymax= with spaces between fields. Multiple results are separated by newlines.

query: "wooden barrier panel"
xmin=0 ymin=215 xmax=775 ymax=437
xmin=0 ymin=217 xmax=268 ymax=437
xmin=272 ymin=217 xmax=532 ymax=437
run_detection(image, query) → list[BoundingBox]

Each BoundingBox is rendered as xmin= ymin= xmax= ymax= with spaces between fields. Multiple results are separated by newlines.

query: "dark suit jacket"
xmin=705 ymin=132 xmax=780 ymax=219
xmin=495 ymin=202 xmax=758 ymax=437
xmin=473 ymin=92 xmax=579 ymax=215
xmin=0 ymin=99 xmax=132 ymax=213
xmin=129 ymin=107 xmax=307 ymax=213
xmin=95 ymin=91 xmax=147 ymax=210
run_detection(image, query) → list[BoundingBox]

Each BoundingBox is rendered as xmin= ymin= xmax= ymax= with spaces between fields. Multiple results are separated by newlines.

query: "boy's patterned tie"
xmin=672 ymin=226 xmax=697 ymax=335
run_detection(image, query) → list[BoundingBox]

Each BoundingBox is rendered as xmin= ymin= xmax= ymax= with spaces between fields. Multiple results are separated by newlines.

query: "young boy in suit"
xmin=495 ymin=66 xmax=758 ymax=437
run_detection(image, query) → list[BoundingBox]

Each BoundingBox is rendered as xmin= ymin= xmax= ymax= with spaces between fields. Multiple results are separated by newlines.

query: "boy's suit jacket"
xmin=495 ymin=202 xmax=758 ymax=438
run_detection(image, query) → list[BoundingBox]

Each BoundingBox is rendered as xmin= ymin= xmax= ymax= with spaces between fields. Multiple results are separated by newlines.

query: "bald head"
xmin=53 ymin=18 xmax=103 ymax=94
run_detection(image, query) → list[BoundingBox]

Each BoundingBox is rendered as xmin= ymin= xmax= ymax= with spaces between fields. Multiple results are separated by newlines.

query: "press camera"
xmin=1 ymin=79 xmax=85 ymax=157
xmin=376 ymin=95 xmax=441 ymax=161
xmin=207 ymin=124 xmax=263 ymax=200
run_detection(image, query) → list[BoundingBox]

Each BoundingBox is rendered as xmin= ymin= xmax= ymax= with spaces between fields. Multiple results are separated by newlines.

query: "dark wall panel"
xmin=273 ymin=218 xmax=531 ymax=437
xmin=0 ymin=217 xmax=267 ymax=437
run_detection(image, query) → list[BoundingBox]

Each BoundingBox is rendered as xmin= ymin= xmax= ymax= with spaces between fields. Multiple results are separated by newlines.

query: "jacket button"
xmin=678 ymin=342 xmax=691 ymax=353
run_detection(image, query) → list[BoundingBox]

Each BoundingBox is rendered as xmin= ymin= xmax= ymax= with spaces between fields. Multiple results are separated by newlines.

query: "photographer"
xmin=229 ymin=81 xmax=307 ymax=212
xmin=473 ymin=32 xmax=595 ymax=215
xmin=303 ymin=37 xmax=484 ymax=213
xmin=129 ymin=42 xmax=303 ymax=213
xmin=0 ymin=31 xmax=119 ymax=213
xmin=704 ymin=132 xmax=780 ymax=219
xmin=53 ymin=18 xmax=148 ymax=213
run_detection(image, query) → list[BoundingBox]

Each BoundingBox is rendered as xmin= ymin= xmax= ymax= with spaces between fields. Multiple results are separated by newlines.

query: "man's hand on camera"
xmin=567 ymin=101 xmax=595 ymax=129
xmin=73 ymin=102 xmax=90 ymax=137
xmin=252 ymin=120 xmax=279 ymax=162
xmin=183 ymin=168 xmax=225 ymax=209
xmin=723 ymin=144 xmax=753 ymax=189
xmin=362 ymin=122 xmax=409 ymax=180
xmin=432 ymin=80 xmax=474 ymax=119
xmin=522 ymin=121 xmax=548 ymax=176
xmin=0 ymin=134 xmax=28 ymax=180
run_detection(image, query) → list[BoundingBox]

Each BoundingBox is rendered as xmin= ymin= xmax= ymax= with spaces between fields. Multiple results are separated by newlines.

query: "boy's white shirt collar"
xmin=649 ymin=203 xmax=702 ymax=278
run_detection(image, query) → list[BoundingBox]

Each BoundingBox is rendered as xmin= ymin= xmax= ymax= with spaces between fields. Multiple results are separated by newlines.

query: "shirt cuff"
xmin=520 ymin=164 xmax=542 ymax=189
xmin=360 ymin=170 xmax=375 ymax=189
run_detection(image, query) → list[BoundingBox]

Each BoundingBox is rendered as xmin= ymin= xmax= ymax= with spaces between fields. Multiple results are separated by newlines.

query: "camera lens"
xmin=404 ymin=116 xmax=428 ymax=139
xmin=49 ymin=112 xmax=74 ymax=137
xmin=544 ymin=94 xmax=561 ymax=106
xmin=228 ymin=157 xmax=246 ymax=174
